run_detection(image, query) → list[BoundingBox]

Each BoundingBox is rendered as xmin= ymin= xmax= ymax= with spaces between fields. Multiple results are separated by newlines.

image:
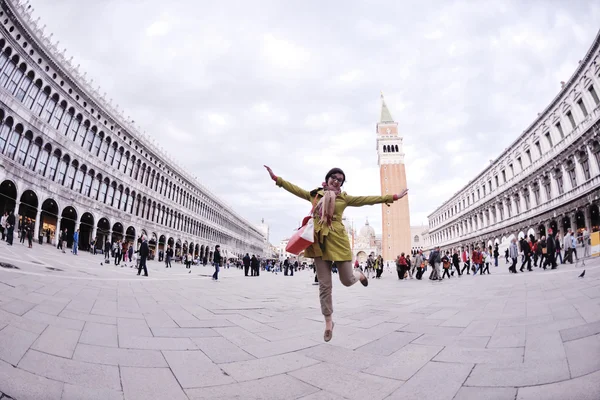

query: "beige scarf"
xmin=314 ymin=182 xmax=341 ymax=227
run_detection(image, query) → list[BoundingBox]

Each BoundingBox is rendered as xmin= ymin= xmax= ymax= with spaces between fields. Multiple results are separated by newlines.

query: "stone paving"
xmin=0 ymin=242 xmax=599 ymax=399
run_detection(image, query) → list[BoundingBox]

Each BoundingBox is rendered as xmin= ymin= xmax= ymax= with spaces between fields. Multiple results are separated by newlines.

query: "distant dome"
xmin=359 ymin=219 xmax=375 ymax=239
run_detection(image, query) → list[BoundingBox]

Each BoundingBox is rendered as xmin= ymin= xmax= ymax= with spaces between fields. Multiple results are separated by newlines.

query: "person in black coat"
xmin=544 ymin=230 xmax=557 ymax=270
xmin=519 ymin=238 xmax=532 ymax=272
xmin=243 ymin=253 xmax=251 ymax=276
xmin=212 ymin=245 xmax=221 ymax=280
xmin=251 ymin=255 xmax=260 ymax=277
xmin=6 ymin=210 xmax=15 ymax=246
xmin=137 ymin=235 xmax=149 ymax=276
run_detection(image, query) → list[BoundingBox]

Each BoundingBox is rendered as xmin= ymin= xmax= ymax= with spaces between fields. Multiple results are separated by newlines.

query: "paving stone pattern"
xmin=0 ymin=244 xmax=599 ymax=399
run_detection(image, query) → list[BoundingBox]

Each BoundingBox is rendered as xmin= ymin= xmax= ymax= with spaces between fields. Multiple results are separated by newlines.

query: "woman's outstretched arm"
xmin=264 ymin=165 xmax=311 ymax=201
xmin=346 ymin=189 xmax=408 ymax=207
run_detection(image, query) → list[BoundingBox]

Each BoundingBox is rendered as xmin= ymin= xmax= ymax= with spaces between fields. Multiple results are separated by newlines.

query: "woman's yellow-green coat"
xmin=276 ymin=177 xmax=394 ymax=262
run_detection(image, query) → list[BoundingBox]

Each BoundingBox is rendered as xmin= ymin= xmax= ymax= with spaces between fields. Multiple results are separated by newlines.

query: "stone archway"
xmin=538 ymin=224 xmax=546 ymax=238
xmin=549 ymin=220 xmax=558 ymax=235
xmin=526 ymin=228 xmax=536 ymax=240
xmin=40 ymin=198 xmax=59 ymax=244
xmin=18 ymin=189 xmax=38 ymax=221
xmin=60 ymin=206 xmax=78 ymax=248
xmin=575 ymin=210 xmax=586 ymax=231
xmin=111 ymin=222 xmax=124 ymax=243
xmin=148 ymin=233 xmax=157 ymax=260
xmin=79 ymin=212 xmax=94 ymax=251
xmin=194 ymin=244 xmax=199 ymax=258
xmin=591 ymin=204 xmax=599 ymax=232
xmin=561 ymin=216 xmax=571 ymax=235
xmin=0 ymin=179 xmax=17 ymax=215
xmin=97 ymin=217 xmax=111 ymax=246
xmin=175 ymin=239 xmax=182 ymax=259
xmin=125 ymin=226 xmax=136 ymax=246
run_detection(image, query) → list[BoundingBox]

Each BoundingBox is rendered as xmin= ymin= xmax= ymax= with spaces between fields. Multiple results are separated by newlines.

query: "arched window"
xmin=107 ymin=143 xmax=116 ymax=165
xmin=5 ymin=124 xmax=22 ymax=159
xmin=113 ymin=148 xmax=122 ymax=169
xmin=121 ymin=152 xmax=129 ymax=174
xmin=84 ymin=124 xmax=94 ymax=151
xmin=24 ymin=79 xmax=41 ymax=109
xmin=64 ymin=161 xmax=76 ymax=189
xmin=55 ymin=156 xmax=69 ymax=185
xmin=15 ymin=70 xmax=32 ymax=101
xmin=73 ymin=164 xmax=84 ymax=192
xmin=127 ymin=156 xmax=135 ymax=177
xmin=92 ymin=130 xmax=102 ymax=156
xmin=121 ymin=189 xmax=128 ymax=211
xmin=51 ymin=101 xmax=65 ymax=129
xmin=100 ymin=138 xmax=110 ymax=161
xmin=0 ymin=50 xmax=9 ymax=74
xmin=106 ymin=182 xmax=115 ymax=205
xmin=0 ymin=55 xmax=17 ymax=88
xmin=395 ymin=145 xmax=399 ymax=152
xmin=26 ymin=137 xmax=41 ymax=170
xmin=90 ymin=175 xmax=100 ymax=199
xmin=69 ymin=114 xmax=81 ymax=141
xmin=59 ymin=109 xmax=73 ymax=136
xmin=7 ymin=63 xmax=25 ymax=95
xmin=0 ymin=118 xmax=12 ymax=153
xmin=35 ymin=144 xmax=51 ymax=175
xmin=113 ymin=185 xmax=122 ymax=209
xmin=46 ymin=150 xmax=60 ymax=180
xmin=414 ymin=235 xmax=419 ymax=243
xmin=98 ymin=179 xmax=108 ymax=203
xmin=127 ymin=191 xmax=135 ymax=213
xmin=76 ymin=119 xmax=86 ymax=146
xmin=82 ymin=171 xmax=92 ymax=196
xmin=43 ymin=93 xmax=58 ymax=123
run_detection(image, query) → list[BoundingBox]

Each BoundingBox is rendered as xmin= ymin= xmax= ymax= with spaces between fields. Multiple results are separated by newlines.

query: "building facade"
xmin=410 ymin=225 xmax=428 ymax=254
xmin=377 ymin=94 xmax=411 ymax=260
xmin=0 ymin=0 xmax=264 ymax=260
xmin=427 ymin=30 xmax=600 ymax=254
xmin=354 ymin=219 xmax=381 ymax=263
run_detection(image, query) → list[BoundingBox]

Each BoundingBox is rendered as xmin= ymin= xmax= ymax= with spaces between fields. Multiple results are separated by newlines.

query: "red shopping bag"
xmin=286 ymin=196 xmax=318 ymax=255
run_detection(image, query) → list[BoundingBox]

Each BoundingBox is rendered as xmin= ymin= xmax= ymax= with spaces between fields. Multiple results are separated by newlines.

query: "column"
xmin=520 ymin=191 xmax=527 ymax=212
xmin=55 ymin=217 xmax=61 ymax=246
xmin=573 ymin=156 xmax=585 ymax=185
xmin=33 ymin=208 xmax=42 ymax=241
xmin=503 ymin=201 xmax=509 ymax=220
xmin=562 ymin=164 xmax=573 ymax=192
xmin=529 ymin=184 xmax=537 ymax=208
xmin=91 ymin=225 xmax=97 ymax=242
xmin=585 ymin=143 xmax=599 ymax=176
xmin=571 ymin=212 xmax=578 ymax=234
xmin=550 ymin=173 xmax=559 ymax=198
xmin=583 ymin=205 xmax=592 ymax=231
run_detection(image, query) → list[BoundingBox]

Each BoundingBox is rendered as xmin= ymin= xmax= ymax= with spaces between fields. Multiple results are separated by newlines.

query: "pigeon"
xmin=100 ymin=263 xmax=103 ymax=266
xmin=579 ymin=270 xmax=585 ymax=278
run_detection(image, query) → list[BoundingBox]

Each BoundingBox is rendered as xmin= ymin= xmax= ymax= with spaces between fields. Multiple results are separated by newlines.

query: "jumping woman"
xmin=264 ymin=165 xmax=408 ymax=342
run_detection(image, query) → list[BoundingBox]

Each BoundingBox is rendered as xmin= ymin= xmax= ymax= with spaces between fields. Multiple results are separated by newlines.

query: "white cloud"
xmin=29 ymin=0 xmax=600 ymax=246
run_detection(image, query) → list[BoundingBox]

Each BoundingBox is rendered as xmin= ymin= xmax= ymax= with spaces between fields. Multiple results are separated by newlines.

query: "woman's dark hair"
xmin=325 ymin=167 xmax=345 ymax=185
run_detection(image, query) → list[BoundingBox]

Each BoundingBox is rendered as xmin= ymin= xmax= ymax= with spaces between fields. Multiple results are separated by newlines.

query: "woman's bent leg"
xmin=337 ymin=261 xmax=359 ymax=287
xmin=315 ymin=257 xmax=333 ymax=317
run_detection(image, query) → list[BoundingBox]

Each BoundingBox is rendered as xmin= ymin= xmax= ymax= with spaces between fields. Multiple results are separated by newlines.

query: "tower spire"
xmin=380 ymin=92 xmax=394 ymax=123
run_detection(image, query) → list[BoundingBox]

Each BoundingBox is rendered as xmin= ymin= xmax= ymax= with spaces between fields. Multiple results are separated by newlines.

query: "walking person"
xmin=509 ymin=238 xmax=519 ymax=273
xmin=212 ymin=244 xmax=221 ymax=281
xmin=0 ymin=212 xmax=6 ymax=241
xmin=396 ymin=253 xmax=408 ymax=279
xmin=543 ymin=230 xmax=557 ymax=269
xmin=460 ymin=247 xmax=471 ymax=275
xmin=441 ymin=252 xmax=451 ymax=279
xmin=519 ymin=238 xmax=532 ymax=272
xmin=243 ymin=253 xmax=250 ymax=276
xmin=265 ymin=165 xmax=408 ymax=342
xmin=452 ymin=250 xmax=461 ymax=276
xmin=136 ymin=235 xmax=149 ymax=276
xmin=72 ymin=229 xmax=79 ymax=255
xmin=493 ymin=244 xmax=499 ymax=267
xmin=26 ymin=218 xmax=33 ymax=248
xmin=104 ymin=238 xmax=111 ymax=263
xmin=165 ymin=245 xmax=173 ymax=268
xmin=114 ymin=240 xmax=121 ymax=265
xmin=61 ymin=228 xmax=68 ymax=253
xmin=582 ymin=228 xmax=591 ymax=258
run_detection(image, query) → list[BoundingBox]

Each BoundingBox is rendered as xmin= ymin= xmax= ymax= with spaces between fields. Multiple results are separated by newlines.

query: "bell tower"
xmin=377 ymin=93 xmax=411 ymax=261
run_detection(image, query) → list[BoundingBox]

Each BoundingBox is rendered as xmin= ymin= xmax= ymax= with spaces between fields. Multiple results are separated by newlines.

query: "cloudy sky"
xmin=30 ymin=0 xmax=600 ymax=244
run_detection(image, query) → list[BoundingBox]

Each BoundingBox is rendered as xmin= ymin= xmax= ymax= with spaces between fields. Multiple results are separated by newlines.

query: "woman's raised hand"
xmin=394 ymin=188 xmax=409 ymax=200
xmin=264 ymin=165 xmax=277 ymax=181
